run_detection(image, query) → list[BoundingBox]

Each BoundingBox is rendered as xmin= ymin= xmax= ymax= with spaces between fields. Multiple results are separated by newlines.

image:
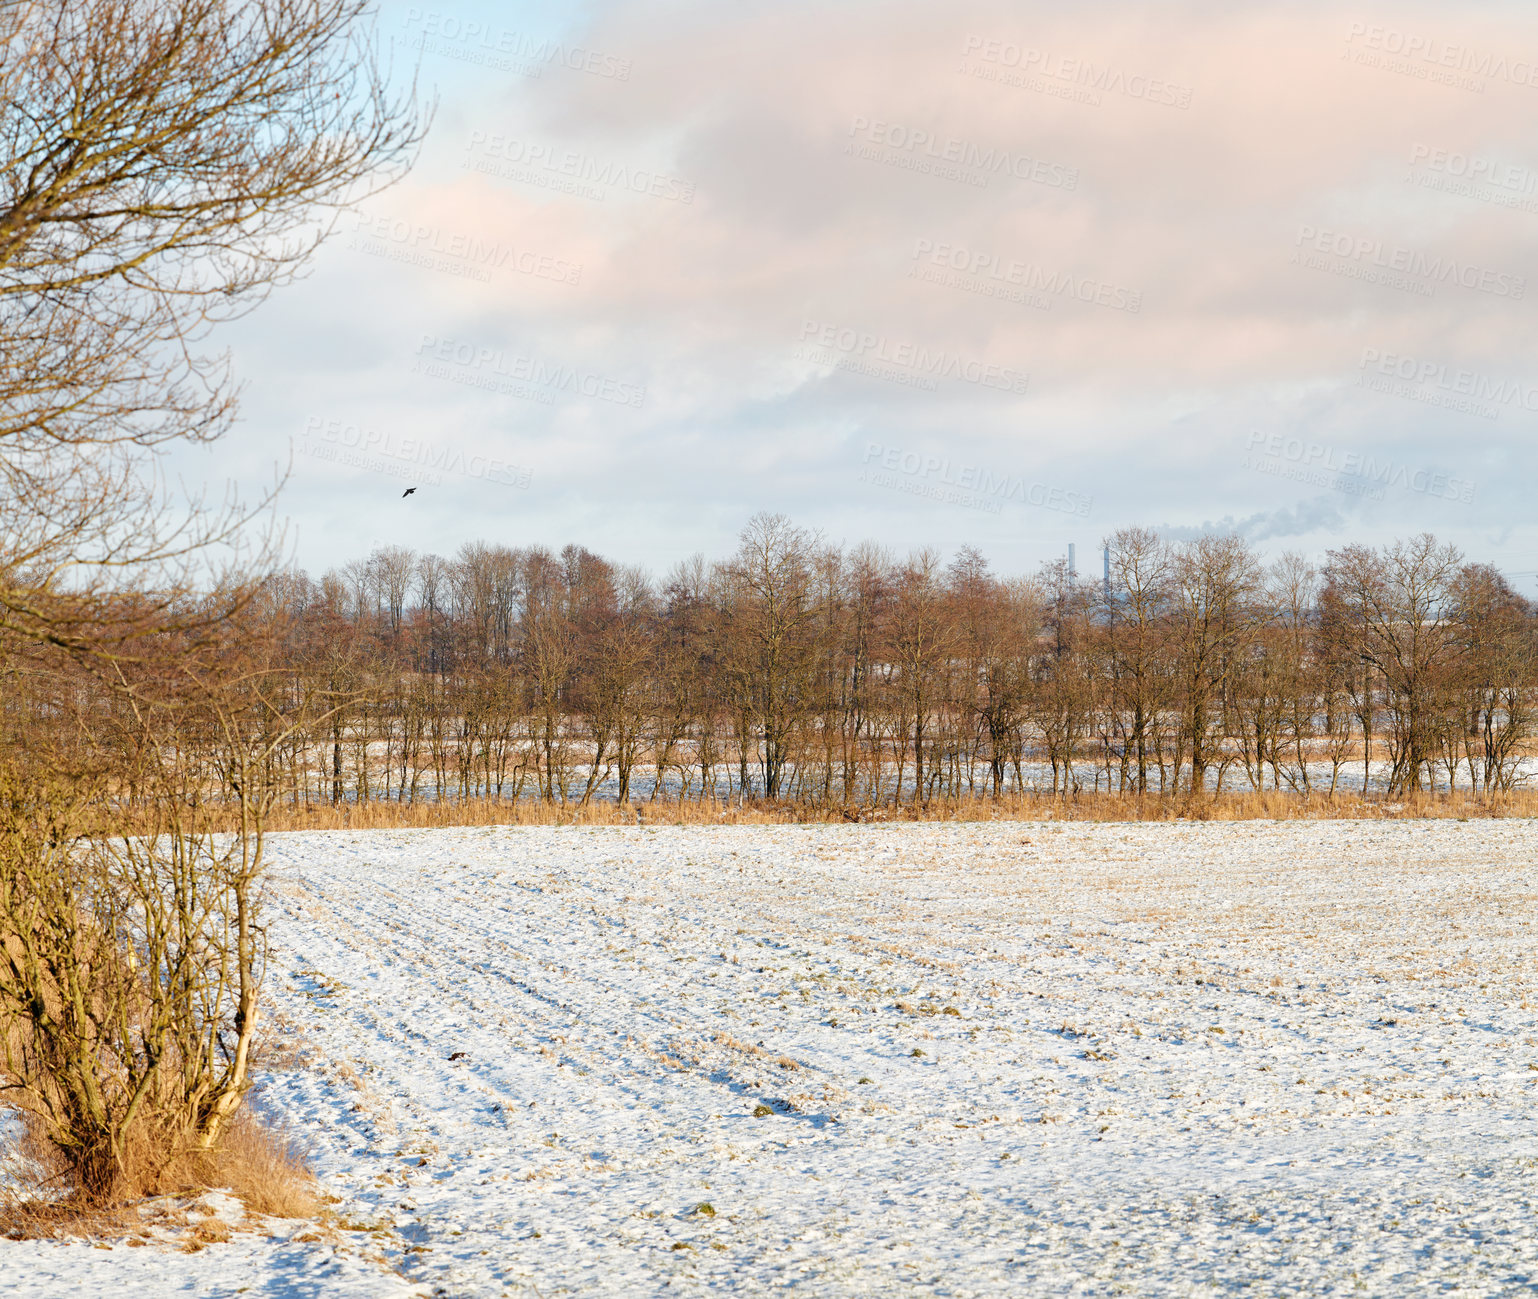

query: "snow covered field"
xmin=5 ymin=820 xmax=1538 ymax=1296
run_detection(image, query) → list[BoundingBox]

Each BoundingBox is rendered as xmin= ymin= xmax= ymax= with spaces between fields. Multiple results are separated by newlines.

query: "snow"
xmin=4 ymin=820 xmax=1538 ymax=1295
xmin=318 ymin=753 xmax=1538 ymax=806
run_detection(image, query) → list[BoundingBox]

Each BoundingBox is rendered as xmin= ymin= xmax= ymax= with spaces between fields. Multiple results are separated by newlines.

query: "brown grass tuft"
xmin=189 ymin=1112 xmax=318 ymax=1221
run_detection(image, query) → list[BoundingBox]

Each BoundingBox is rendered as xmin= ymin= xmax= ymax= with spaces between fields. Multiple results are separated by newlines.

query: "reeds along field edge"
xmin=246 ymin=787 xmax=1538 ymax=833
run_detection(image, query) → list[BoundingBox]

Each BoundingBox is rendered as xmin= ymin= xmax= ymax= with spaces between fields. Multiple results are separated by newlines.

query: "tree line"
xmin=209 ymin=517 xmax=1537 ymax=810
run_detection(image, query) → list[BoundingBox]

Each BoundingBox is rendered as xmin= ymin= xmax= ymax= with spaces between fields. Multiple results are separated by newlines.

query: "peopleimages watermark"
xmin=299 ymin=417 xmax=532 ymax=491
xmin=403 ymin=9 xmax=631 ymax=80
xmin=1290 ymin=225 xmax=1526 ymax=299
xmin=346 ymin=210 xmax=583 ymax=287
xmin=909 ymin=238 xmax=1141 ymax=314
xmin=1357 ymin=347 xmax=1538 ymax=421
xmin=1405 ymin=143 xmax=1538 ymax=216
xmin=958 ymin=35 xmax=1193 ymax=109
xmin=795 ymin=321 xmax=1029 ymax=394
xmin=1242 ymin=430 xmax=1475 ymax=505
xmin=845 ymin=116 xmax=1078 ymax=191
xmin=412 ymin=335 xmax=647 ymax=409
xmin=1342 ymin=22 xmax=1538 ymax=93
xmin=860 ymin=443 xmax=1091 ymax=517
xmin=463 ymin=132 xmax=694 ymax=204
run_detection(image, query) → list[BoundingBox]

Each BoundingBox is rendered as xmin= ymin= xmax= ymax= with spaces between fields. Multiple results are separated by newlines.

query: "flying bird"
xmin=402 ymin=487 xmax=417 ymax=498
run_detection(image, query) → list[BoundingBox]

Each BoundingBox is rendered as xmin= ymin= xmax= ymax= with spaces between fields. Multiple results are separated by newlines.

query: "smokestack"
xmin=1068 ymin=543 xmax=1077 ymax=578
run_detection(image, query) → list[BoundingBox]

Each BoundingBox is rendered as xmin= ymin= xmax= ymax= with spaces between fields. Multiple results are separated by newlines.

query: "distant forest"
xmin=139 ymin=515 xmax=1535 ymax=809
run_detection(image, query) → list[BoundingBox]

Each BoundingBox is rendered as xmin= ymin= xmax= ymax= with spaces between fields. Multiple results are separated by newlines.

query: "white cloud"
xmin=189 ymin=0 xmax=1538 ymax=578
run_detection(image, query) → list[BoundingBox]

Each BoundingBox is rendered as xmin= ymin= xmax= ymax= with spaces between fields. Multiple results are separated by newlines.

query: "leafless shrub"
xmin=0 ymin=0 xmax=421 ymax=1222
xmin=0 ymin=741 xmax=263 ymax=1204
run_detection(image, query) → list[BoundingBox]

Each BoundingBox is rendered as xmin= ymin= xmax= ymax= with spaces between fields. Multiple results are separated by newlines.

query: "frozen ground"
xmin=4 ymin=820 xmax=1538 ymax=1296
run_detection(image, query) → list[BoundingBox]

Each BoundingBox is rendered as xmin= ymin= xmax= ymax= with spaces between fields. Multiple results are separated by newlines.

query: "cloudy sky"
xmin=180 ymin=0 xmax=1538 ymax=586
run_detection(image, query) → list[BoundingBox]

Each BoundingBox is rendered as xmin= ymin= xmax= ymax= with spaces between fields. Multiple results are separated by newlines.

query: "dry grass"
xmin=0 ymin=1109 xmax=73 ymax=1232
xmin=713 ymin=1032 xmax=802 ymax=1070
xmin=192 ymin=1112 xmax=318 ymax=1220
xmin=239 ymin=786 xmax=1538 ymax=835
xmin=255 ymin=795 xmax=805 ymax=832
xmin=0 ymin=1106 xmax=317 ymax=1239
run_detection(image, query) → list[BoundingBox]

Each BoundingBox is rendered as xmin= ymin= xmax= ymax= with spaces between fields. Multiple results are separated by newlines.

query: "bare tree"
xmin=1168 ymin=535 xmax=1265 ymax=795
xmin=1450 ymin=564 xmax=1537 ymax=791
xmin=1325 ymin=538 xmax=1464 ymax=794
xmin=724 ymin=514 xmax=820 ymax=799
xmin=1 ymin=0 xmax=424 ymax=644
xmin=889 ymin=548 xmax=955 ymax=804
xmin=1100 ymin=527 xmax=1175 ymax=793
xmin=0 ymin=0 xmax=422 ymax=1207
xmin=1032 ymin=560 xmax=1088 ymax=795
xmin=370 ymin=546 xmax=416 ymax=640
